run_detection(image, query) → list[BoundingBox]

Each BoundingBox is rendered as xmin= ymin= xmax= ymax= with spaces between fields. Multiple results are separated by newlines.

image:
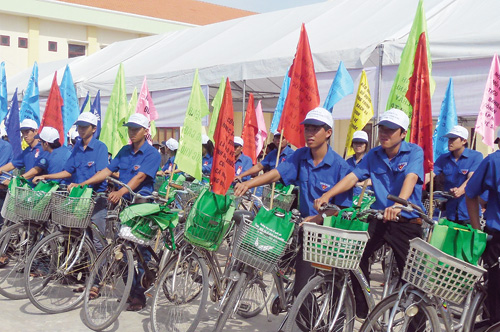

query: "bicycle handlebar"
xmin=387 ymin=194 xmax=435 ymax=225
xmin=106 ymin=176 xmax=169 ymax=204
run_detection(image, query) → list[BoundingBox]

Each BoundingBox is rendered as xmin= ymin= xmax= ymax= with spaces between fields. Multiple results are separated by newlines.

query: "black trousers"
xmin=482 ymin=228 xmax=500 ymax=324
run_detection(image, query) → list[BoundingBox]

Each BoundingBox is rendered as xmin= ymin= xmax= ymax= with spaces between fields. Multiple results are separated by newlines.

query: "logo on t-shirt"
xmin=87 ymin=161 xmax=95 ymax=167
xmin=35 ymin=149 xmax=39 ymax=158
xmin=134 ymin=165 xmax=141 ymax=171
xmin=461 ymin=169 xmax=469 ymax=175
xmin=397 ymin=162 xmax=408 ymax=171
xmin=281 ymin=157 xmax=286 ymax=163
xmin=236 ymin=166 xmax=242 ymax=175
xmin=39 ymin=158 xmax=46 ymax=165
xmin=203 ymin=161 xmax=208 ymax=166
xmin=320 ymin=182 xmax=331 ymax=191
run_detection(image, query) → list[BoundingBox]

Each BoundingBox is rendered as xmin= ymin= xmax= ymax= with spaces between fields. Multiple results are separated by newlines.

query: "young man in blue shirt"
xmin=466 ymin=129 xmax=500 ymax=325
xmin=201 ymin=134 xmax=213 ymax=176
xmin=76 ymin=113 xmax=161 ymax=311
xmin=233 ymin=136 xmax=253 ymax=182
xmin=235 ymin=132 xmax=294 ymax=181
xmin=346 ymin=130 xmax=372 ymax=197
xmin=431 ymin=125 xmax=483 ymax=224
xmin=315 ymin=108 xmax=425 ymax=319
xmin=234 ymin=107 xmax=352 ymax=295
xmin=0 ymin=127 xmax=13 ymax=227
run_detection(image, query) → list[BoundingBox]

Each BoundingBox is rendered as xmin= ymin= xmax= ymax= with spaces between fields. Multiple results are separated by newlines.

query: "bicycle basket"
xmin=14 ymin=187 xmax=54 ymax=221
xmin=402 ymin=238 xmax=485 ymax=305
xmin=183 ymin=206 xmax=233 ymax=250
xmin=1 ymin=189 xmax=18 ymax=222
xmin=154 ymin=175 xmax=167 ymax=192
xmin=50 ymin=191 xmax=94 ymax=228
xmin=302 ymin=223 xmax=369 ymax=270
xmin=261 ymin=185 xmax=296 ymax=211
xmin=233 ymin=216 xmax=291 ymax=273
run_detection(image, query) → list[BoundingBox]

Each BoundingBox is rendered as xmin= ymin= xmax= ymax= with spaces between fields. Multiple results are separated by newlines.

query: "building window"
xmin=68 ymin=44 xmax=86 ymax=58
xmin=0 ymin=35 xmax=10 ymax=46
xmin=48 ymin=41 xmax=57 ymax=52
xmin=18 ymin=37 xmax=28 ymax=49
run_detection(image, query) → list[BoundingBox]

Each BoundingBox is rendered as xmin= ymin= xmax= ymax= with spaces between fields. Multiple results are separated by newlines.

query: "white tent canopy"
xmin=7 ymin=0 xmax=500 ymax=127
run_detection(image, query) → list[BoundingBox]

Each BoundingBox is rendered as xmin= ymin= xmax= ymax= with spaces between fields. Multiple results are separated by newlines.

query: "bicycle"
xmin=359 ymin=195 xmax=487 ymax=332
xmin=0 ymin=175 xmax=57 ymax=300
xmin=283 ymin=205 xmax=386 ymax=332
xmin=82 ymin=177 xmax=175 ymax=331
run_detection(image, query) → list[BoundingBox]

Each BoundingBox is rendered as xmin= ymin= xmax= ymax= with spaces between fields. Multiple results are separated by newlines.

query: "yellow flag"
xmin=345 ymin=70 xmax=374 ymax=156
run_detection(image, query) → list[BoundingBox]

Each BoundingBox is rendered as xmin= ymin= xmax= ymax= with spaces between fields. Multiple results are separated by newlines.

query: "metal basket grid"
xmin=302 ymin=223 xmax=369 ymax=271
xmin=1 ymin=189 xmax=19 ymax=222
xmin=402 ymin=238 xmax=485 ymax=305
xmin=14 ymin=187 xmax=53 ymax=222
xmin=182 ymin=182 xmax=207 ymax=194
xmin=50 ymin=192 xmax=94 ymax=228
xmin=184 ymin=206 xmax=226 ymax=250
xmin=154 ymin=176 xmax=167 ymax=192
xmin=232 ymin=217 xmax=289 ymax=273
xmin=118 ymin=220 xmax=159 ymax=246
xmin=261 ymin=185 xmax=295 ymax=211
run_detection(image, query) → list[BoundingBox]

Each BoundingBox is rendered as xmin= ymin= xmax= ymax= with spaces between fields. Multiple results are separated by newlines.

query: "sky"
xmin=200 ymin=0 xmax=329 ymax=13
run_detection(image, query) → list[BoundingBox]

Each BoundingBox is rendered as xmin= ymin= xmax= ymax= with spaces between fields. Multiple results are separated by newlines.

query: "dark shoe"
xmin=126 ymin=297 xmax=145 ymax=311
xmin=355 ymin=293 xmax=368 ymax=319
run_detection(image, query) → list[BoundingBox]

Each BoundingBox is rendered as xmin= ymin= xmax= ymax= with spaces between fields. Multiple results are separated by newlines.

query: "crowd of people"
xmin=0 ymin=105 xmax=499 ymax=326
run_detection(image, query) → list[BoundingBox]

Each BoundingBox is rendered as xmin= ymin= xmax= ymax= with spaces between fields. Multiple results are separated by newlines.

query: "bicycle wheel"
xmin=237 ymin=270 xmax=273 ymax=318
xmin=359 ymin=292 xmax=440 ymax=332
xmin=151 ymin=251 xmax=208 ymax=332
xmin=464 ymin=289 xmax=489 ymax=332
xmin=83 ymin=243 xmax=134 ymax=331
xmin=284 ymin=274 xmax=355 ymax=332
xmin=0 ymin=221 xmax=47 ymax=300
xmin=214 ymin=271 xmax=249 ymax=332
xmin=24 ymin=230 xmax=96 ymax=313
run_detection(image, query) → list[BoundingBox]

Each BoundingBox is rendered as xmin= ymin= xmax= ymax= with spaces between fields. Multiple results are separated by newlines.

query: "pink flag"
xmin=135 ymin=76 xmax=158 ymax=144
xmin=475 ymin=54 xmax=500 ymax=148
xmin=255 ymin=100 xmax=268 ymax=157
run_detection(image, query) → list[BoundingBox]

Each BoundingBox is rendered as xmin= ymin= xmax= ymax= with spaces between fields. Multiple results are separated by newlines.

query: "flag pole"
xmin=155 ymin=163 xmax=176 ymax=252
xmin=270 ymin=128 xmax=284 ymax=209
xmin=471 ymin=131 xmax=477 ymax=150
xmin=253 ymin=136 xmax=270 ymax=195
xmin=428 ymin=170 xmax=435 ymax=219
xmin=357 ymin=180 xmax=369 ymax=208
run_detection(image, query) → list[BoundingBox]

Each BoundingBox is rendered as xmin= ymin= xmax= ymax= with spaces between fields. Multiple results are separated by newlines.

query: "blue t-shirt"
xmin=434 ymin=148 xmax=483 ymax=221
xmin=276 ymin=146 xmax=352 ymax=217
xmin=0 ymin=139 xmax=13 ymax=168
xmin=108 ymin=142 xmax=161 ymax=197
xmin=64 ymin=137 xmax=109 ymax=192
xmin=235 ymin=153 xmax=253 ymax=181
xmin=465 ymin=150 xmax=500 ymax=232
xmin=202 ymin=154 xmax=213 ymax=176
xmin=352 ymin=141 xmax=425 ymax=219
xmin=346 ymin=155 xmax=373 ymax=197
xmin=36 ymin=146 xmax=72 ymax=184
xmin=261 ymin=146 xmax=295 ymax=171
xmin=12 ymin=141 xmax=48 ymax=172
xmin=161 ymin=156 xmax=176 ymax=172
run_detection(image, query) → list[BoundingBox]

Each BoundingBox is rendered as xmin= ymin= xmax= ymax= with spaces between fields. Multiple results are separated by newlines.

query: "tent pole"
xmin=242 ymin=79 xmax=246 ymax=129
xmin=374 ymin=44 xmax=384 ymax=147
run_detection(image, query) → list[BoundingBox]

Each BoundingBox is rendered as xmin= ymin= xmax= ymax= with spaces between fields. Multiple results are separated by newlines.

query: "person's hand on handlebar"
xmin=450 ymin=186 xmax=465 ymax=198
xmin=233 ymin=181 xmax=250 ymax=196
xmin=67 ymin=182 xmax=82 ymax=192
xmin=314 ymin=194 xmax=331 ymax=212
xmin=108 ymin=189 xmax=125 ymax=204
xmin=33 ymin=175 xmax=46 ymax=184
xmin=383 ymin=204 xmax=401 ymax=222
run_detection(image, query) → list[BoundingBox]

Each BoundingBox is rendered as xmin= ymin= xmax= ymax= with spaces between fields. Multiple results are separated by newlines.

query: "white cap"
xmin=70 ymin=129 xmax=79 ymax=140
xmin=300 ymin=107 xmax=333 ymax=128
xmin=0 ymin=126 xmax=6 ymax=137
xmin=444 ymin=125 xmax=468 ymax=140
xmin=123 ymin=113 xmax=149 ymax=129
xmin=202 ymin=134 xmax=210 ymax=145
xmin=74 ymin=112 xmax=98 ymax=126
xmin=165 ymin=138 xmax=178 ymax=151
xmin=352 ymin=131 xmax=369 ymax=143
xmin=495 ymin=128 xmax=500 ymax=144
xmin=234 ymin=136 xmax=244 ymax=147
xmin=19 ymin=119 xmax=38 ymax=131
xmin=377 ymin=108 xmax=409 ymax=130
xmin=273 ymin=131 xmax=281 ymax=136
xmin=36 ymin=127 xmax=60 ymax=143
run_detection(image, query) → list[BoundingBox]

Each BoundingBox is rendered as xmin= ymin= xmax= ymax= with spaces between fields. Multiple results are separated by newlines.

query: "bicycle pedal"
xmin=238 ymin=303 xmax=250 ymax=312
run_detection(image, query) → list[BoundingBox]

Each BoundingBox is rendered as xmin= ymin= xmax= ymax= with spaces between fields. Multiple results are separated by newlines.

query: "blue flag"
xmin=323 ymin=61 xmax=354 ymax=112
xmin=80 ymin=92 xmax=89 ymax=114
xmin=91 ymin=90 xmax=102 ymax=139
xmin=0 ymin=62 xmax=7 ymax=123
xmin=60 ymin=65 xmax=79 ymax=145
xmin=270 ymin=68 xmax=290 ymax=133
xmin=433 ymin=78 xmax=458 ymax=161
xmin=5 ymin=89 xmax=21 ymax=158
xmin=19 ymin=62 xmax=40 ymax=125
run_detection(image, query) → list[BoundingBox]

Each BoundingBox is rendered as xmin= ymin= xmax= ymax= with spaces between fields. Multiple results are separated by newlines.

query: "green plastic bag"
xmin=240 ymin=207 xmax=295 ymax=262
xmin=429 ymin=219 xmax=487 ymax=265
xmin=323 ymin=208 xmax=369 ymax=231
xmin=184 ymin=187 xmax=234 ymax=251
xmin=352 ymin=194 xmax=376 ymax=212
xmin=32 ymin=181 xmax=59 ymax=213
xmin=158 ymin=173 xmax=187 ymax=198
xmin=65 ymin=185 xmax=93 ymax=219
xmin=2 ymin=177 xmax=31 ymax=220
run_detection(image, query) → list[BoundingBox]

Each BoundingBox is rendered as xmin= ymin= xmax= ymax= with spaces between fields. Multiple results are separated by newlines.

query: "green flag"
xmin=175 ymin=69 xmax=208 ymax=180
xmin=385 ymin=0 xmax=434 ymax=119
xmin=100 ymin=63 xmax=129 ymax=157
xmin=128 ymin=87 xmax=138 ymax=117
xmin=208 ymin=77 xmax=225 ymax=141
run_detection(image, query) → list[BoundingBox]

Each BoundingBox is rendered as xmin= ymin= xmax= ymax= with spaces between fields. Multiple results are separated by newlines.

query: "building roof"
xmin=56 ymin=0 xmax=256 ymax=25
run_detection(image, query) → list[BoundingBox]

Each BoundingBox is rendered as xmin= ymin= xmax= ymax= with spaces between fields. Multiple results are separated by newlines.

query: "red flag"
xmin=242 ymin=93 xmax=258 ymax=164
xmin=40 ymin=73 xmax=64 ymax=143
xmin=210 ymin=78 xmax=235 ymax=195
xmin=278 ymin=23 xmax=320 ymax=148
xmin=406 ymin=33 xmax=433 ymax=174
